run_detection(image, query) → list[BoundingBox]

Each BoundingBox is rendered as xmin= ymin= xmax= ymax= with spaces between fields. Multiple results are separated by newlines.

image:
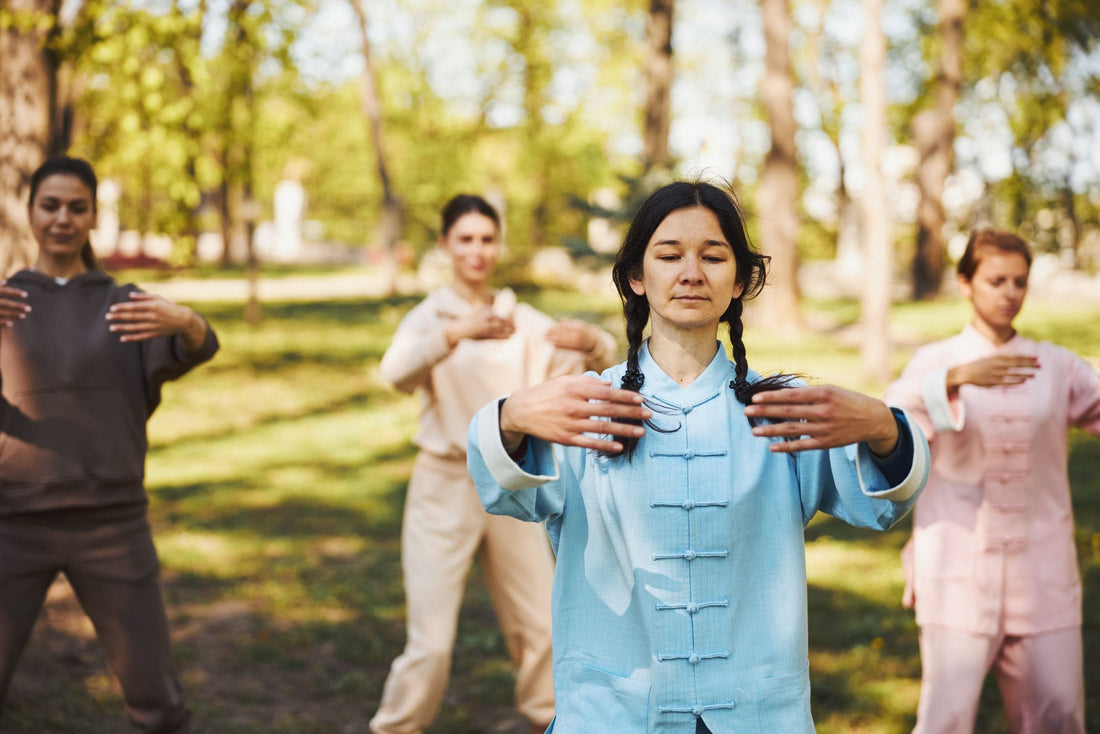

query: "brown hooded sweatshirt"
xmin=0 ymin=269 xmax=219 ymax=515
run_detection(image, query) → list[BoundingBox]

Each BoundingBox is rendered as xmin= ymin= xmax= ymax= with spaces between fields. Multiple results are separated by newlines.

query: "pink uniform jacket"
xmin=884 ymin=324 xmax=1100 ymax=636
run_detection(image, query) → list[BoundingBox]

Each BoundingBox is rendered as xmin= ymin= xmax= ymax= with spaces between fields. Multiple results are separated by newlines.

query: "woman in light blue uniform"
xmin=467 ymin=180 xmax=929 ymax=733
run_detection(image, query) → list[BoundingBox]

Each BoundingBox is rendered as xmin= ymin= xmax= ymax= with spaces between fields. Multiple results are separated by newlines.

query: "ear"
xmin=731 ymin=280 xmax=745 ymax=300
xmin=957 ymin=274 xmax=972 ymax=300
xmin=437 ymin=234 xmax=449 ymax=253
xmin=628 ymin=271 xmax=645 ymax=297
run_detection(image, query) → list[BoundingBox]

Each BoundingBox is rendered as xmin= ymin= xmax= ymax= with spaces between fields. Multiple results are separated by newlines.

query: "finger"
xmin=743 ymin=401 xmax=828 ymax=422
xmin=558 ymin=433 xmax=625 ymax=452
xmin=747 ymin=387 xmax=821 ymax=405
xmin=109 ymin=321 xmax=162 ymax=334
xmin=573 ymin=381 xmax=647 ymax=405
xmin=116 ymin=330 xmax=160 ymax=343
xmin=575 ymin=416 xmax=649 ymax=435
xmin=0 ymin=287 xmax=29 ymax=299
xmin=751 ymin=420 xmax=812 ymax=439
xmin=766 ymin=436 xmax=826 ymax=453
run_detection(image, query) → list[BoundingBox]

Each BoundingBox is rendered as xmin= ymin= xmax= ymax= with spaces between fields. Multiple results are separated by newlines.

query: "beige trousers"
xmin=370 ymin=452 xmax=555 ymax=734
xmin=914 ymin=625 xmax=1084 ymax=734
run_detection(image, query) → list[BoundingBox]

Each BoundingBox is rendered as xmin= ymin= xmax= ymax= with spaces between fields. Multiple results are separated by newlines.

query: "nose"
xmin=679 ymin=255 xmax=703 ymax=283
xmin=55 ymin=206 xmax=71 ymax=224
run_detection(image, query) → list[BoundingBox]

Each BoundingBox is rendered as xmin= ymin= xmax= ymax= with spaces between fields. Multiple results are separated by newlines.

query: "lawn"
xmin=2 ymin=283 xmax=1098 ymax=733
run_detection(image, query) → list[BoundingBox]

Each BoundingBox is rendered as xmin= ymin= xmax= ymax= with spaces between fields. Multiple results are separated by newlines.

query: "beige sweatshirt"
xmin=379 ymin=286 xmax=617 ymax=459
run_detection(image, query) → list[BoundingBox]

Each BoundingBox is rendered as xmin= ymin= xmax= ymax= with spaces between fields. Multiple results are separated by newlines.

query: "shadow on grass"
xmin=807 ymin=582 xmax=919 ymax=733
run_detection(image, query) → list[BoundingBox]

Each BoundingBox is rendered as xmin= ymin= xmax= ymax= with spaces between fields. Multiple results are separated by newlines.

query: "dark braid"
xmin=611 ymin=294 xmax=650 ymax=459
xmin=723 ymin=298 xmax=800 ymax=424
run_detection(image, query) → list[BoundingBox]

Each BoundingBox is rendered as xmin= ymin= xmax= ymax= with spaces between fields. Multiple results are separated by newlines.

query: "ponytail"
xmin=80 ymin=241 xmax=99 ymax=271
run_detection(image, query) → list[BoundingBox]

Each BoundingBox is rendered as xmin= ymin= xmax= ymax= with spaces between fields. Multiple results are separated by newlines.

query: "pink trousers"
xmin=913 ymin=624 xmax=1084 ymax=734
xmin=369 ymin=452 xmax=555 ymax=734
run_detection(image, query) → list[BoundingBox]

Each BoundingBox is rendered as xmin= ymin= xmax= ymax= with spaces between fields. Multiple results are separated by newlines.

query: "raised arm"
xmin=545 ymin=318 xmax=619 ymax=372
xmin=380 ymin=301 xmax=515 ymax=393
xmin=106 ymin=291 xmax=210 ymax=358
xmin=0 ymin=281 xmax=30 ymax=328
xmin=742 ymin=385 xmax=901 ymax=455
xmin=498 ymin=374 xmax=650 ymax=455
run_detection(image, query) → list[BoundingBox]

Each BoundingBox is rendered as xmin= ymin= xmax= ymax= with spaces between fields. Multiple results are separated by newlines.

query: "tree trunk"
xmin=350 ymin=0 xmax=402 ymax=294
xmin=643 ymin=0 xmax=674 ymax=176
xmin=755 ymin=0 xmax=801 ymax=334
xmin=0 ymin=0 xmax=62 ymax=275
xmin=911 ymin=0 xmax=964 ymax=300
xmin=859 ymin=0 xmax=891 ymax=382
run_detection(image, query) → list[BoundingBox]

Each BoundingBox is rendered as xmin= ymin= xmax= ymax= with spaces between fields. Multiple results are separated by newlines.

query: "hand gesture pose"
xmin=545 ymin=318 xmax=602 ymax=354
xmin=499 ymin=375 xmax=650 ymax=454
xmin=0 ymin=282 xmax=30 ymax=327
xmin=106 ymin=292 xmax=209 ymax=354
xmin=946 ymin=353 xmax=1040 ymax=392
xmin=744 ymin=385 xmax=900 ymax=456
xmin=445 ymin=305 xmax=515 ymax=346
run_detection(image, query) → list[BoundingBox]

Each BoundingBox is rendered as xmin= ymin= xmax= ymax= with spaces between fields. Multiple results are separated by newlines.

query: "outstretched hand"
xmin=743 ymin=385 xmax=899 ymax=456
xmin=0 ymin=281 xmax=30 ymax=327
xmin=499 ymin=375 xmax=650 ymax=454
xmin=947 ymin=354 xmax=1039 ymax=392
xmin=106 ymin=292 xmax=207 ymax=352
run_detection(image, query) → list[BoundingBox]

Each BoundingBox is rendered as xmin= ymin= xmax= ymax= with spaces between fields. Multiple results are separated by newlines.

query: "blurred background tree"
xmin=1 ymin=0 xmax=1098 ymax=301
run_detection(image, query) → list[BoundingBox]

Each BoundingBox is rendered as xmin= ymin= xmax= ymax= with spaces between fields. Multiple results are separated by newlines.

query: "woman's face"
xmin=441 ymin=212 xmax=500 ymax=288
xmin=29 ymin=174 xmax=96 ymax=264
xmin=628 ymin=206 xmax=743 ymax=337
xmin=959 ymin=249 xmax=1029 ymax=336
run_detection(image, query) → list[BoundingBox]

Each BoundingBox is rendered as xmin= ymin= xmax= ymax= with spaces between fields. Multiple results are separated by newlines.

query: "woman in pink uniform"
xmin=370 ymin=194 xmax=617 ymax=734
xmin=884 ymin=228 xmax=1100 ymax=734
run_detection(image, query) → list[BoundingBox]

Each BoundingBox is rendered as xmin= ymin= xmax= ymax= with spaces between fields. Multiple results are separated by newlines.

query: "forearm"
xmin=583 ymin=327 xmax=619 ymax=372
xmin=177 ymin=309 xmax=210 ymax=357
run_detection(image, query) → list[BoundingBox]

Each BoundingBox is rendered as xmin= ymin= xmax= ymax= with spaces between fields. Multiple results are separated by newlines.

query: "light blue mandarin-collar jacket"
xmin=468 ymin=343 xmax=929 ymax=734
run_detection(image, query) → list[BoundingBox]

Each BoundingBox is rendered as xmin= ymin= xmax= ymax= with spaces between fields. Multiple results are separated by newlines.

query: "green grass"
xmin=3 ymin=287 xmax=1098 ymax=733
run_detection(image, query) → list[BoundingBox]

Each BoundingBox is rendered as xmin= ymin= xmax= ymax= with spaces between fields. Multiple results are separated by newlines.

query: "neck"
xmin=970 ymin=316 xmax=1015 ymax=345
xmin=451 ymin=278 xmax=492 ymax=305
xmin=34 ymin=253 xmax=87 ymax=280
xmin=646 ymin=326 xmax=720 ymax=386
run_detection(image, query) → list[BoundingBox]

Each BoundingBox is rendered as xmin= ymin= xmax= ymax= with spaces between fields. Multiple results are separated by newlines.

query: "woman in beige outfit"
xmin=370 ymin=194 xmax=617 ymax=734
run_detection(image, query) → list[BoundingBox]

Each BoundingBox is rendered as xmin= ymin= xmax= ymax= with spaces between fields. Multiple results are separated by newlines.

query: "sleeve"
xmin=798 ymin=408 xmax=929 ymax=529
xmin=467 ymin=398 xmax=569 ymax=524
xmin=141 ymin=310 xmax=219 ymax=415
xmin=883 ymin=344 xmax=962 ymax=440
xmin=378 ymin=298 xmax=453 ymax=394
xmin=1065 ymin=350 xmax=1100 ymax=434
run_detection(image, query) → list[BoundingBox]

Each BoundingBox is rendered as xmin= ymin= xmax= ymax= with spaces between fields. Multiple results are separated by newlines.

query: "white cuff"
xmin=855 ymin=408 xmax=929 ymax=502
xmin=921 ymin=366 xmax=964 ymax=433
xmin=475 ymin=399 xmax=559 ymax=491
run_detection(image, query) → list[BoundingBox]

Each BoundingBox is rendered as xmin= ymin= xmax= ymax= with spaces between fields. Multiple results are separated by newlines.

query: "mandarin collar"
xmin=638 ymin=340 xmax=732 ymax=409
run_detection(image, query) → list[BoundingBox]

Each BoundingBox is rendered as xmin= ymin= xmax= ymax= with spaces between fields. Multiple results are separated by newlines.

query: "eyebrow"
xmin=652 ymin=239 xmax=730 ymax=248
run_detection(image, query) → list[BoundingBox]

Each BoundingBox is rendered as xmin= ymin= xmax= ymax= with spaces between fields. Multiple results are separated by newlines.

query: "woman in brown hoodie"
xmin=0 ymin=157 xmax=218 ymax=733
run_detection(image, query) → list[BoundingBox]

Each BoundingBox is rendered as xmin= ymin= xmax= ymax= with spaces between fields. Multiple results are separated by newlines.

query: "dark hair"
xmin=606 ymin=179 xmax=797 ymax=460
xmin=28 ymin=156 xmax=100 ymax=271
xmin=956 ymin=228 xmax=1032 ymax=280
xmin=440 ymin=194 xmax=500 ymax=237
